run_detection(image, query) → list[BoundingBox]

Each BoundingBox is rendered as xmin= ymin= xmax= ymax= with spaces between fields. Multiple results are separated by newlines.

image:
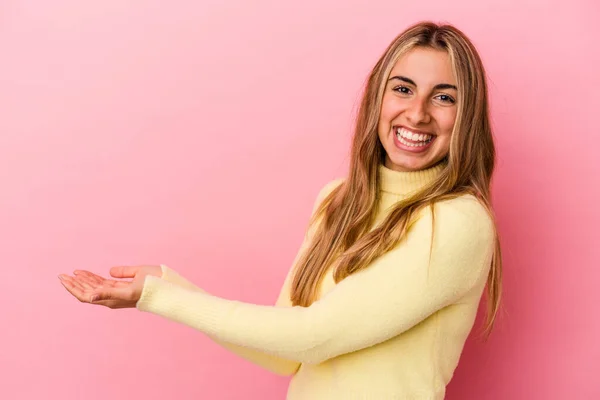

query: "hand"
xmin=58 ymin=265 xmax=163 ymax=309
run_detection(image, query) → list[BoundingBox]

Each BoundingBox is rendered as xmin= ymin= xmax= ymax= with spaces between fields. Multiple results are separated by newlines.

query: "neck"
xmin=378 ymin=160 xmax=446 ymax=196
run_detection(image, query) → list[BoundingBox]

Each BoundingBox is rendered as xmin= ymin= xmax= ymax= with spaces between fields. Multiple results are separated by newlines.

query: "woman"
xmin=59 ymin=21 xmax=502 ymax=399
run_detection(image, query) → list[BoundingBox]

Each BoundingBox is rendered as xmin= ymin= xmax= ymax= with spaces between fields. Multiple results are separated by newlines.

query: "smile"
xmin=392 ymin=126 xmax=436 ymax=152
xmin=395 ymin=127 xmax=434 ymax=146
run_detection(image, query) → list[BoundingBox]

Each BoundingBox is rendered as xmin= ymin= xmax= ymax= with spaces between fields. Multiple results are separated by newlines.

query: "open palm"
xmin=58 ymin=265 xmax=162 ymax=309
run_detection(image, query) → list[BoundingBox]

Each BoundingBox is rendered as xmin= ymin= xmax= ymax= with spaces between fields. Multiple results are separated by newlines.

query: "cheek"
xmin=379 ymin=96 xmax=403 ymax=127
xmin=434 ymin=108 xmax=457 ymax=135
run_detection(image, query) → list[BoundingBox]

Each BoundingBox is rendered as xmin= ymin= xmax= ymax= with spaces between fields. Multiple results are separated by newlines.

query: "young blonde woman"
xmin=59 ymin=21 xmax=502 ymax=399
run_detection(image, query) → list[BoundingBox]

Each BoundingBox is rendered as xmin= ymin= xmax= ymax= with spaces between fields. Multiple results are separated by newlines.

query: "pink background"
xmin=1 ymin=1 xmax=598 ymax=399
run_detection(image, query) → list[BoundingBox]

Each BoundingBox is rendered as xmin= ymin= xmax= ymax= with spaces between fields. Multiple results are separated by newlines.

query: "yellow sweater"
xmin=136 ymin=162 xmax=496 ymax=399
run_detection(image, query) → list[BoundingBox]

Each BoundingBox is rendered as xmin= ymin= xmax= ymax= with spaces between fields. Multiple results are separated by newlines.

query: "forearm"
xmin=143 ymin=179 xmax=343 ymax=367
xmin=159 ymin=265 xmax=301 ymax=376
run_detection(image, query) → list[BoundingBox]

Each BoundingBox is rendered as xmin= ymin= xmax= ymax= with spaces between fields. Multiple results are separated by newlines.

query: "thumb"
xmin=109 ymin=265 xmax=141 ymax=279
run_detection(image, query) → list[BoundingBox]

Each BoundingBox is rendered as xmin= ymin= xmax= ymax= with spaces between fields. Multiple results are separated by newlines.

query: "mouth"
xmin=394 ymin=126 xmax=436 ymax=147
xmin=392 ymin=125 xmax=436 ymax=153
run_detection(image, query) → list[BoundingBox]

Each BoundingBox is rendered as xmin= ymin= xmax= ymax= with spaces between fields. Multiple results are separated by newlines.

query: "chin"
xmin=386 ymin=157 xmax=426 ymax=172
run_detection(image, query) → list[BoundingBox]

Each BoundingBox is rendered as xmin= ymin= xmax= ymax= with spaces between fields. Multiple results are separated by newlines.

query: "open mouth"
xmin=395 ymin=126 xmax=435 ymax=148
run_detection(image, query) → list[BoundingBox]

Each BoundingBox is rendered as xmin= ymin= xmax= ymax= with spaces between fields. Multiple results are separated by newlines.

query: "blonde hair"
xmin=289 ymin=21 xmax=502 ymax=339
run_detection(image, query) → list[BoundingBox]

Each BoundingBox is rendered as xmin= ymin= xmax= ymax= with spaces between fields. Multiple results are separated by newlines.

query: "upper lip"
xmin=394 ymin=125 xmax=436 ymax=136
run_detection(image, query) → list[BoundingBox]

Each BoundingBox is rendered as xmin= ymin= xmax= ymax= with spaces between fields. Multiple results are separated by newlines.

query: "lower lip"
xmin=392 ymin=132 xmax=435 ymax=153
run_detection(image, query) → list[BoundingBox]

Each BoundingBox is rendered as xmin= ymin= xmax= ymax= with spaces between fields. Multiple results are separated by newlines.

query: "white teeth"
xmin=395 ymin=127 xmax=432 ymax=142
xmin=397 ymin=135 xmax=425 ymax=147
xmin=395 ymin=128 xmax=433 ymax=147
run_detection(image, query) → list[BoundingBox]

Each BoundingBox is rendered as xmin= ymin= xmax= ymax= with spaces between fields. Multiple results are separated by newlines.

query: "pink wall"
xmin=1 ymin=1 xmax=598 ymax=399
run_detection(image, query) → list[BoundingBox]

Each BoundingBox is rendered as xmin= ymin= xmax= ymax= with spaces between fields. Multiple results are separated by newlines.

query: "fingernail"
xmin=90 ymin=295 xmax=99 ymax=302
xmin=58 ymin=275 xmax=63 ymax=280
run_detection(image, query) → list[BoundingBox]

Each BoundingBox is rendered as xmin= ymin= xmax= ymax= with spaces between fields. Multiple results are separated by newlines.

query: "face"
xmin=377 ymin=47 xmax=458 ymax=172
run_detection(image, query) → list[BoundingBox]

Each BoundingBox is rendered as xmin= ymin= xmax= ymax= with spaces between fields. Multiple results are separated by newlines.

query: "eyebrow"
xmin=388 ymin=75 xmax=457 ymax=91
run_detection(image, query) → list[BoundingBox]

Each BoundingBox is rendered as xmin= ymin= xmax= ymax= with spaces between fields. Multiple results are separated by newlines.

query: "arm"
xmin=158 ymin=262 xmax=300 ymax=376
xmin=137 ymin=195 xmax=494 ymax=365
xmin=156 ymin=178 xmax=344 ymax=375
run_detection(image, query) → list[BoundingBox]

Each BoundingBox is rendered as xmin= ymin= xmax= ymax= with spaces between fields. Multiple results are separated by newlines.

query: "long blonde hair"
xmin=289 ymin=21 xmax=502 ymax=339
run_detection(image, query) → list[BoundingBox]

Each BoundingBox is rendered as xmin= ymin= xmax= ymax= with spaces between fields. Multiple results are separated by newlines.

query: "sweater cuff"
xmin=159 ymin=264 xmax=185 ymax=285
xmin=135 ymin=275 xmax=223 ymax=334
xmin=158 ymin=264 xmax=207 ymax=293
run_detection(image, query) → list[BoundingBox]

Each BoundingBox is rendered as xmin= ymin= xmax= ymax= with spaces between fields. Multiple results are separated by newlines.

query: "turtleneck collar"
xmin=378 ymin=161 xmax=446 ymax=196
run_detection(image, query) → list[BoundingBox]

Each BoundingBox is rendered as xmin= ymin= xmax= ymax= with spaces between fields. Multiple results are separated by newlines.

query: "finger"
xmin=58 ymin=276 xmax=94 ymax=303
xmin=71 ymin=274 xmax=100 ymax=290
xmin=60 ymin=274 xmax=87 ymax=292
xmin=74 ymin=270 xmax=105 ymax=285
xmin=59 ymin=275 xmax=128 ymax=307
xmin=74 ymin=270 xmax=130 ymax=288
xmin=109 ymin=265 xmax=141 ymax=279
xmin=69 ymin=272 xmax=99 ymax=290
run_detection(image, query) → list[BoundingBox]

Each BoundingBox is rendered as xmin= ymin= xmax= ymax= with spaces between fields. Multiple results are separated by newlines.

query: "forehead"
xmin=389 ymin=47 xmax=455 ymax=85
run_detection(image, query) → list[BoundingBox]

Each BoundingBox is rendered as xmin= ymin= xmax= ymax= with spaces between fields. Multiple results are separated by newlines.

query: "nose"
xmin=405 ymin=98 xmax=430 ymax=125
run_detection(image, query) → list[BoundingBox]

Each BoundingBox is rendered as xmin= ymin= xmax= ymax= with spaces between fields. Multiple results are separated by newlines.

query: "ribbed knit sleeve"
xmin=159 ymin=264 xmax=301 ymax=376
xmin=150 ymin=179 xmax=343 ymax=374
xmin=137 ymin=195 xmax=495 ymax=365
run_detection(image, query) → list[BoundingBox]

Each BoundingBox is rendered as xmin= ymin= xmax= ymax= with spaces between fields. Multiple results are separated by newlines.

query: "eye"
xmin=435 ymin=94 xmax=456 ymax=104
xmin=393 ymin=85 xmax=412 ymax=95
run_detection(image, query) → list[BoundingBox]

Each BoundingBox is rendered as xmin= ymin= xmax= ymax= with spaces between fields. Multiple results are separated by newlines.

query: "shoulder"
xmin=311 ymin=178 xmax=345 ymax=213
xmin=435 ymin=194 xmax=493 ymax=223
xmin=319 ymin=178 xmax=345 ymax=197
xmin=418 ymin=194 xmax=496 ymax=244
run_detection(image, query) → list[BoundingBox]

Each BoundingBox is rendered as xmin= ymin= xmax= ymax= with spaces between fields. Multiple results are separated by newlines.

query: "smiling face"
xmin=377 ymin=47 xmax=458 ymax=172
